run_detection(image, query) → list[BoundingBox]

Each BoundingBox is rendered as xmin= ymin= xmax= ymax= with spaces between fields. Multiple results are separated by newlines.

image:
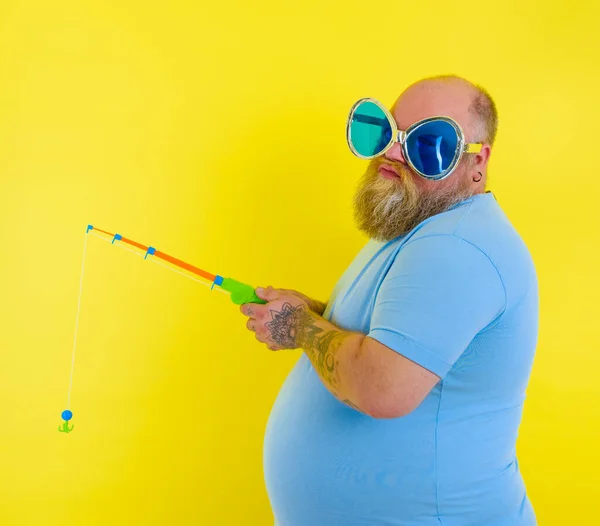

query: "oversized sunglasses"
xmin=346 ymin=97 xmax=482 ymax=181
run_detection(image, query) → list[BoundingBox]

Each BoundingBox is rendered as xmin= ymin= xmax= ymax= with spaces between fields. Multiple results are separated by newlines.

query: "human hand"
xmin=239 ymin=286 xmax=319 ymax=351
xmin=268 ymin=287 xmax=327 ymax=316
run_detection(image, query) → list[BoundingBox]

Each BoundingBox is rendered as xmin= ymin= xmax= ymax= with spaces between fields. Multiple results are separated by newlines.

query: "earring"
xmin=473 ymin=171 xmax=482 ymax=182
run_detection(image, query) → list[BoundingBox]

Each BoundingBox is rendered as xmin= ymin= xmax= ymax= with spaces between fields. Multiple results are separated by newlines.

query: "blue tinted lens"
xmin=405 ymin=120 xmax=459 ymax=176
xmin=349 ymin=101 xmax=393 ymax=157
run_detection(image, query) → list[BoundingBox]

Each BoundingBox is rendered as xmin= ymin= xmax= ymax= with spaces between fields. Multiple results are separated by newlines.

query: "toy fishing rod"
xmin=86 ymin=225 xmax=265 ymax=304
xmin=58 ymin=224 xmax=266 ymax=434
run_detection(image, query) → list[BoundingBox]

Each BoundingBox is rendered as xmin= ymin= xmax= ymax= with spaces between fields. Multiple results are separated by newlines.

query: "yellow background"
xmin=1 ymin=1 xmax=598 ymax=524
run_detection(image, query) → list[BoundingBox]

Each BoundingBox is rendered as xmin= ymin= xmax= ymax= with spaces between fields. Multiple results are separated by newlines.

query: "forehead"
xmin=390 ymin=81 xmax=475 ymax=133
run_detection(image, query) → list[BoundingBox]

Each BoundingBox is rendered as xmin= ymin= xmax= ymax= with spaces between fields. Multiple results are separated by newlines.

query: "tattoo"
xmin=307 ymin=329 xmax=345 ymax=387
xmin=264 ymin=302 xmax=347 ymax=390
xmin=264 ymin=303 xmax=308 ymax=349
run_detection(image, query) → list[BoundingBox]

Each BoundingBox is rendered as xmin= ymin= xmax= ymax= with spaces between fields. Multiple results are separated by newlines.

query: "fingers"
xmin=240 ymin=303 xmax=255 ymax=317
xmin=256 ymin=286 xmax=315 ymax=312
xmin=246 ymin=316 xmax=282 ymax=350
xmin=250 ymin=323 xmax=282 ymax=351
xmin=255 ymin=285 xmax=280 ymax=302
xmin=240 ymin=302 xmax=266 ymax=319
xmin=239 ymin=285 xmax=279 ymax=317
xmin=239 ymin=285 xmax=287 ymax=352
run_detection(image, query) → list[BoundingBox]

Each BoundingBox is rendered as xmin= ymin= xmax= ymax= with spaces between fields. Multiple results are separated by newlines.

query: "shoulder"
xmin=408 ymin=193 xmax=531 ymax=260
xmin=402 ymin=193 xmax=537 ymax=305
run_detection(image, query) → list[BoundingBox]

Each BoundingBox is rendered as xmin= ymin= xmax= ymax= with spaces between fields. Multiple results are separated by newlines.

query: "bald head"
xmin=392 ymin=75 xmax=498 ymax=146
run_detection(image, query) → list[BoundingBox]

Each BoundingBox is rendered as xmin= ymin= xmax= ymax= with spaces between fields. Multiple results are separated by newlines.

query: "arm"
xmin=241 ymin=288 xmax=439 ymax=418
xmin=274 ymin=288 xmax=328 ymax=316
xmin=241 ymin=235 xmax=506 ymax=419
xmin=286 ymin=306 xmax=367 ymax=411
xmin=288 ymin=307 xmax=439 ymax=417
xmin=311 ymin=299 xmax=328 ymax=317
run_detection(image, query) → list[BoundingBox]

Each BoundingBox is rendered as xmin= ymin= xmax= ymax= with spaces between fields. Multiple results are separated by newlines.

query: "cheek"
xmin=410 ymin=172 xmax=434 ymax=192
xmin=448 ymin=167 xmax=472 ymax=190
xmin=420 ymin=170 xmax=465 ymax=192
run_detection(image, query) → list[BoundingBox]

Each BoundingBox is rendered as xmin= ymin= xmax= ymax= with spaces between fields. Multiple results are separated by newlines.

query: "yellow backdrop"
xmin=1 ymin=1 xmax=598 ymax=524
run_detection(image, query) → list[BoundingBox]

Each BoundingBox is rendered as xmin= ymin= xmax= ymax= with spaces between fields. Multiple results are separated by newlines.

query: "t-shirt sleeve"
xmin=367 ymin=234 xmax=506 ymax=378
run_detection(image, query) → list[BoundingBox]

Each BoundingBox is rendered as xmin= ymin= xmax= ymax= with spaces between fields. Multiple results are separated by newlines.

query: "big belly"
xmin=263 ymin=356 xmax=440 ymax=526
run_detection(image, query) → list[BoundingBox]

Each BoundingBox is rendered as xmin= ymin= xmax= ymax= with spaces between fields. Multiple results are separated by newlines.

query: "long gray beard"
xmin=353 ymin=163 xmax=473 ymax=241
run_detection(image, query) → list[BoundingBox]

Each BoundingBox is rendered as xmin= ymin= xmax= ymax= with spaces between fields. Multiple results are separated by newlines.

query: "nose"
xmin=383 ymin=142 xmax=407 ymax=165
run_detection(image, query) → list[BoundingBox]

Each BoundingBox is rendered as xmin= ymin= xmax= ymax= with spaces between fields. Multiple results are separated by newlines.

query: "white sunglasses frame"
xmin=346 ymin=97 xmax=483 ymax=181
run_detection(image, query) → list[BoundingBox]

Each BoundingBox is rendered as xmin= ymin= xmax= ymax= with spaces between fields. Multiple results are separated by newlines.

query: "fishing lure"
xmin=59 ymin=225 xmax=266 ymax=433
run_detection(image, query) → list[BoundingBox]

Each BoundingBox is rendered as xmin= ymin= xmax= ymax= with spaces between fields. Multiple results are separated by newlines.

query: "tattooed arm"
xmin=272 ymin=288 xmax=328 ymax=317
xmin=240 ymin=286 xmax=440 ymax=418
xmin=271 ymin=302 xmax=367 ymax=411
xmin=240 ymin=286 xmax=367 ymax=412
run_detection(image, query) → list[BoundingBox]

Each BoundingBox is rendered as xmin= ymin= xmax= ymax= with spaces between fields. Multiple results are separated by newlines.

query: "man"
xmin=240 ymin=75 xmax=538 ymax=526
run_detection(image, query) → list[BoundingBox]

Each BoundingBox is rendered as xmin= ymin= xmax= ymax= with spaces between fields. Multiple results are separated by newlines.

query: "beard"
xmin=353 ymin=159 xmax=474 ymax=242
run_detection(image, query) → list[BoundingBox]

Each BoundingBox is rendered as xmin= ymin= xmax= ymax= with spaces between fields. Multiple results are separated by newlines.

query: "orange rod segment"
xmin=89 ymin=227 xmax=216 ymax=283
xmin=154 ymin=250 xmax=216 ymax=282
xmin=92 ymin=227 xmax=115 ymax=237
xmin=120 ymin=236 xmax=150 ymax=252
xmin=92 ymin=229 xmax=149 ymax=252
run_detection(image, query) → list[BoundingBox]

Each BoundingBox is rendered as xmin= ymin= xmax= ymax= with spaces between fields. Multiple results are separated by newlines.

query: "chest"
xmin=324 ymin=239 xmax=405 ymax=333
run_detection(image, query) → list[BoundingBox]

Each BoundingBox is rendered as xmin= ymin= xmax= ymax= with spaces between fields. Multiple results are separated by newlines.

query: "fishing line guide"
xmin=59 ymin=224 xmax=267 ymax=433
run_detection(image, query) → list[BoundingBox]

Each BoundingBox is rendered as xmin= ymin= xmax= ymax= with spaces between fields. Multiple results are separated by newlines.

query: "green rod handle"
xmin=219 ymin=277 xmax=267 ymax=305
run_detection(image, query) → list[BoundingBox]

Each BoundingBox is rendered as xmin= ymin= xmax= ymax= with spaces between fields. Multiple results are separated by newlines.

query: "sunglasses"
xmin=346 ymin=98 xmax=483 ymax=181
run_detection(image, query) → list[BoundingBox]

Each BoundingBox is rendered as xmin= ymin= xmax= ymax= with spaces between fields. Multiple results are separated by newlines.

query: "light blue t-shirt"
xmin=263 ymin=192 xmax=539 ymax=526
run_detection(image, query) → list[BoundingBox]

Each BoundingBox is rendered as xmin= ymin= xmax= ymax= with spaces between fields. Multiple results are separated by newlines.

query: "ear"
xmin=471 ymin=144 xmax=492 ymax=175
